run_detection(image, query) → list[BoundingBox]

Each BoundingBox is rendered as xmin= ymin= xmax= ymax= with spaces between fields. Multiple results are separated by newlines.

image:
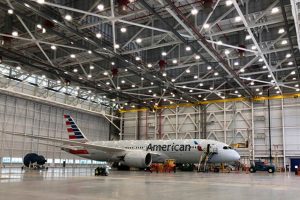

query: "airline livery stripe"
xmin=66 ymin=121 xmax=75 ymax=125
xmin=64 ymin=115 xmax=70 ymax=118
xmin=69 ymin=135 xmax=77 ymax=139
xmin=67 ymin=128 xmax=73 ymax=132
xmin=71 ymin=125 xmax=78 ymax=129
xmin=72 ymin=129 xmax=80 ymax=132
xmin=69 ymin=149 xmax=89 ymax=154
xmin=73 ymin=131 xmax=82 ymax=136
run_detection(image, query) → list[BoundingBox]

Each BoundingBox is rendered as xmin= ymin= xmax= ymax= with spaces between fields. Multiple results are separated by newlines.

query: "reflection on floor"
xmin=0 ymin=168 xmax=299 ymax=200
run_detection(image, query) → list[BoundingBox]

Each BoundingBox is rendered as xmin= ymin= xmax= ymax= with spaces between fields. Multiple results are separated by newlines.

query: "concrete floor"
xmin=1 ymin=168 xmax=300 ymax=200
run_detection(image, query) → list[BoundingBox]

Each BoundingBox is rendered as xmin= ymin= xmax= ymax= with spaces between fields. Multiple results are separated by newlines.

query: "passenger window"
xmin=223 ymin=146 xmax=228 ymax=150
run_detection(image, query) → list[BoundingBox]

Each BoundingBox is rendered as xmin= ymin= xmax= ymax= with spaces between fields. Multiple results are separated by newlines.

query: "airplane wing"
xmin=3 ymin=131 xmax=125 ymax=153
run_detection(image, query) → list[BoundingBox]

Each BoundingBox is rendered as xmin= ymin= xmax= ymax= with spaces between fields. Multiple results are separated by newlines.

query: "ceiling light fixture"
xmin=120 ymin=27 xmax=127 ymax=33
xmin=172 ymin=59 xmax=177 ymax=64
xmin=12 ymin=31 xmax=18 ymax=37
xmin=224 ymin=49 xmax=230 ymax=55
xmin=271 ymin=7 xmax=279 ymax=14
xmin=281 ymin=40 xmax=288 ymax=45
xmin=8 ymin=9 xmax=13 ymax=14
xmin=97 ymin=4 xmax=104 ymax=11
xmin=278 ymin=28 xmax=285 ymax=34
xmin=147 ymin=63 xmax=152 ymax=68
xmin=235 ymin=16 xmax=241 ymax=22
xmin=207 ymin=66 xmax=212 ymax=70
xmin=114 ymin=44 xmax=120 ymax=49
xmin=96 ymin=33 xmax=102 ymax=38
xmin=136 ymin=38 xmax=142 ymax=43
xmin=185 ymin=46 xmax=191 ymax=51
xmin=186 ymin=69 xmax=190 ymax=73
xmin=50 ymin=45 xmax=56 ymax=50
xmin=225 ymin=0 xmax=233 ymax=6
xmin=245 ymin=35 xmax=251 ymax=40
xmin=64 ymin=14 xmax=72 ymax=21
xmin=161 ymin=52 xmax=167 ymax=56
xmin=195 ymin=55 xmax=200 ymax=60
xmin=191 ymin=8 xmax=198 ymax=15
xmin=203 ymin=23 xmax=210 ymax=29
xmin=70 ymin=54 xmax=76 ymax=58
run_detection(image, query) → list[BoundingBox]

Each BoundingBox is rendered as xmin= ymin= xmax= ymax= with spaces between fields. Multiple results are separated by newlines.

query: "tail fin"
xmin=64 ymin=115 xmax=88 ymax=142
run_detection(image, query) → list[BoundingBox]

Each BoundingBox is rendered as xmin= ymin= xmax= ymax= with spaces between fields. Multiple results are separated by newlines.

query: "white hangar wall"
xmin=0 ymin=93 xmax=110 ymax=166
xmin=121 ymin=98 xmax=300 ymax=168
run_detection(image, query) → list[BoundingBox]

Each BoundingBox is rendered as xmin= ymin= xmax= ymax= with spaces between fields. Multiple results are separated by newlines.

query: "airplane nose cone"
xmin=234 ymin=151 xmax=240 ymax=160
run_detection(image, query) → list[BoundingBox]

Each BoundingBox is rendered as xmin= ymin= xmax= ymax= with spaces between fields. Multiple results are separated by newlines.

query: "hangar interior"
xmin=0 ymin=0 xmax=300 ymax=172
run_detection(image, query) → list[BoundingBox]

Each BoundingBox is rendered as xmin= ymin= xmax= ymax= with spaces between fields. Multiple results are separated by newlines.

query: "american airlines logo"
xmin=146 ymin=143 xmax=192 ymax=151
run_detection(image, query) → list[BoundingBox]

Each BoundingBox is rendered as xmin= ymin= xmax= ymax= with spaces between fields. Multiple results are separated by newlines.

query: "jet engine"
xmin=123 ymin=151 xmax=152 ymax=168
xmin=23 ymin=153 xmax=47 ymax=167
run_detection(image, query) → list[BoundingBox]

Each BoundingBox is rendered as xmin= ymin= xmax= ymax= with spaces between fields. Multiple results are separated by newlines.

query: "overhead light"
xmin=64 ymin=14 xmax=72 ymax=21
xmin=203 ymin=98 xmax=207 ymax=101
xmin=295 ymin=84 xmax=299 ymax=87
xmin=199 ymin=83 xmax=203 ymax=87
xmin=271 ymin=7 xmax=279 ymax=14
xmin=96 ymin=33 xmax=102 ymax=38
xmin=271 ymin=80 xmax=275 ymax=83
xmin=234 ymin=61 xmax=239 ymax=66
xmin=262 ymin=65 xmax=267 ymax=69
xmin=185 ymin=46 xmax=191 ymax=51
xmin=141 ymin=77 xmax=144 ymax=80
xmin=194 ymin=75 xmax=198 ymax=79
xmin=275 ymin=86 xmax=279 ymax=90
xmin=103 ymin=71 xmax=108 ymax=76
xmin=198 ymin=94 xmax=202 ymax=98
xmin=42 ymin=28 xmax=46 ymax=33
xmin=50 ymin=45 xmax=56 ymax=50
xmin=189 ymin=89 xmax=193 ymax=93
xmin=293 ymin=77 xmax=296 ymax=80
xmin=135 ymin=56 xmax=140 ymax=61
xmin=259 ymin=92 xmax=263 ymax=95
xmin=87 ymin=74 xmax=92 ymax=78
xmin=24 ymin=3 xmax=30 ymax=7
xmin=148 ymin=89 xmax=152 ymax=93
xmin=259 ymin=58 xmax=263 ymax=62
xmin=116 ymin=87 xmax=120 ymax=90
xmin=153 ymin=93 xmax=157 ymax=97
xmin=150 ymin=82 xmax=154 ymax=85
xmin=195 ymin=55 xmax=200 ymax=60
xmin=171 ymin=79 xmax=175 ymax=82
xmin=120 ymin=27 xmax=127 ymax=33
xmin=114 ymin=44 xmax=120 ymax=49
xmin=131 ymin=84 xmax=135 ymax=88
xmin=251 ymin=45 xmax=257 ymax=50
xmin=147 ymin=63 xmax=152 ymax=68
xmin=278 ymin=28 xmax=285 ymax=34
xmin=214 ymin=72 xmax=219 ymax=76
xmin=185 ymin=69 xmax=190 ymax=73
xmin=90 ymin=65 xmax=94 ymax=69
xmin=12 ymin=31 xmax=18 ymax=37
xmin=296 ymin=89 xmax=300 ymax=92
xmin=291 ymin=71 xmax=296 ymax=75
xmin=162 ymin=72 xmax=167 ymax=77
xmin=209 ymin=87 xmax=214 ymax=90
xmin=136 ymin=38 xmax=142 ymax=43
xmin=256 ymin=88 xmax=260 ymax=92
xmin=240 ymin=68 xmax=245 ymax=72
xmin=73 ymin=68 xmax=78 ymax=72
xmin=250 ymin=82 xmax=254 ymax=85
xmin=41 ymin=75 xmax=46 ymax=78
xmin=79 ymin=77 xmax=83 ymax=80
xmin=16 ymin=66 xmax=21 ymax=70
xmin=88 ymin=50 xmax=92 ymax=54
xmin=161 ymin=52 xmax=167 ymax=56
xmin=286 ymin=53 xmax=291 ymax=58
xmin=191 ymin=8 xmax=198 ymax=15
xmin=106 ymin=82 xmax=110 ymax=85
xmin=207 ymin=66 xmax=212 ymax=70
xmin=224 ymin=49 xmax=230 ymax=55
xmin=37 ymin=0 xmax=45 ymax=4
xmin=245 ymin=35 xmax=251 ymax=40
xmin=217 ymin=40 xmax=223 ymax=45
xmin=70 ymin=54 xmax=76 ymax=58
xmin=288 ymin=61 xmax=293 ymax=65
xmin=172 ymin=59 xmax=177 ymax=64
xmin=225 ymin=0 xmax=233 ymax=6
xmin=183 ymin=85 xmax=186 ymax=88
xmin=235 ymin=16 xmax=241 ymax=22
xmin=111 ymin=62 xmax=115 ymax=65
xmin=97 ymin=4 xmax=104 ymax=11
xmin=8 ymin=9 xmax=13 ymax=14
xmin=234 ymin=90 xmax=238 ymax=94
xmin=36 ymin=24 xmax=42 ymax=29
xmin=281 ymin=40 xmax=287 ymax=45
xmin=268 ymin=74 xmax=272 ymax=78
xmin=203 ymin=23 xmax=210 ymax=29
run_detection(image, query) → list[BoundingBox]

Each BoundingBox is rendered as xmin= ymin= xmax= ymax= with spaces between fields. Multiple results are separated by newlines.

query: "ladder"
xmin=197 ymin=144 xmax=218 ymax=172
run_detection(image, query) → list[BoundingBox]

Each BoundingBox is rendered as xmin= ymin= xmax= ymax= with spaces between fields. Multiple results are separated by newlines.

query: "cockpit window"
xmin=223 ymin=146 xmax=232 ymax=150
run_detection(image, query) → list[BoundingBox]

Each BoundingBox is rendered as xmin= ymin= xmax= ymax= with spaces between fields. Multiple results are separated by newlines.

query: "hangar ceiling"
xmin=0 ymin=0 xmax=299 ymax=110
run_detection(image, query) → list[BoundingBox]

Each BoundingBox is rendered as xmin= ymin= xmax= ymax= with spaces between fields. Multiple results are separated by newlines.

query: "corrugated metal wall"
xmin=0 ymin=93 xmax=109 ymax=166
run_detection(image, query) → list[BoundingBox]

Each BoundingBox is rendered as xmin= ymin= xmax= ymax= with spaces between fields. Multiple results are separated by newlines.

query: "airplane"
xmin=6 ymin=115 xmax=241 ymax=169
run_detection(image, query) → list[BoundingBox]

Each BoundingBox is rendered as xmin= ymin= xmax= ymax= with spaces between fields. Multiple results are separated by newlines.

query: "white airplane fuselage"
xmin=63 ymin=139 xmax=240 ymax=164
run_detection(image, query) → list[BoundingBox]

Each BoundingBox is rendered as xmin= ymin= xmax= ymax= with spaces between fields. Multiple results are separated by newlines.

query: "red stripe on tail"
xmin=67 ymin=128 xmax=73 ymax=133
xmin=69 ymin=135 xmax=77 ymax=139
xmin=66 ymin=121 xmax=71 ymax=125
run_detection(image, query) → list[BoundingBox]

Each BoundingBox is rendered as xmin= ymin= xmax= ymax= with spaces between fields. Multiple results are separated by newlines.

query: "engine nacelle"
xmin=123 ymin=151 xmax=152 ymax=168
